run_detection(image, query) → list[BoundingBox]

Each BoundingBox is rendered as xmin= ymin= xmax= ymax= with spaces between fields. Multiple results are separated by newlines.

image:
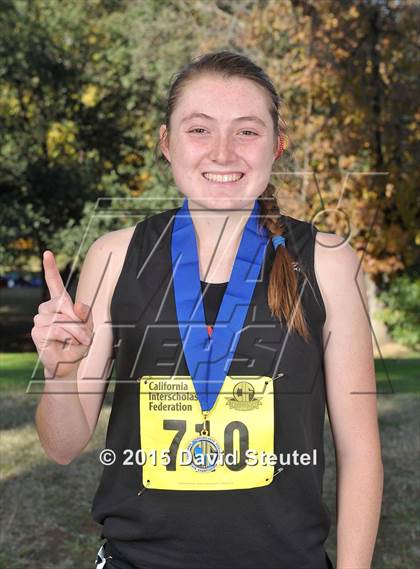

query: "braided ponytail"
xmin=258 ymin=183 xmax=311 ymax=342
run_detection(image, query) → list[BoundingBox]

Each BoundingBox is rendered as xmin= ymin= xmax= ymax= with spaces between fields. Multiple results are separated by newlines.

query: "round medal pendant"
xmin=186 ymin=435 xmax=222 ymax=473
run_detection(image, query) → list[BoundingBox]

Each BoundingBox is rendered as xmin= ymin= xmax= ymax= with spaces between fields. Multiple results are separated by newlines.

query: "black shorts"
xmin=96 ymin=540 xmax=335 ymax=569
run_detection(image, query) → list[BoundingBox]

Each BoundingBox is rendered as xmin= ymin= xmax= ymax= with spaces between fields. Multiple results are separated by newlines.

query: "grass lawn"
xmin=1 ymin=351 xmax=418 ymax=394
xmin=0 ymin=350 xmax=419 ymax=568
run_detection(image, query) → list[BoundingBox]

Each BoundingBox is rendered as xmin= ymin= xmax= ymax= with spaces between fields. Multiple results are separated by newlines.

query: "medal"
xmin=186 ymin=435 xmax=222 ymax=473
xmin=171 ymin=198 xmax=270 ymax=467
xmin=187 ymin=408 xmax=222 ymax=473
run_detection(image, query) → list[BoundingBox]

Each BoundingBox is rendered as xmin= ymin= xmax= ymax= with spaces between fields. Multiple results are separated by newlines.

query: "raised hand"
xmin=31 ymin=250 xmax=94 ymax=378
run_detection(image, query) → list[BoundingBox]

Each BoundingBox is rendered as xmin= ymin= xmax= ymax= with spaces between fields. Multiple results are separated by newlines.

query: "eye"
xmin=188 ymin=128 xmax=207 ymax=134
xmin=240 ymin=130 xmax=258 ymax=136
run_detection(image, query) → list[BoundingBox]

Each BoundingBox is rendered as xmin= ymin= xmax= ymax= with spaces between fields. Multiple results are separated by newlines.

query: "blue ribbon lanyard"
xmin=171 ymin=198 xmax=269 ymax=412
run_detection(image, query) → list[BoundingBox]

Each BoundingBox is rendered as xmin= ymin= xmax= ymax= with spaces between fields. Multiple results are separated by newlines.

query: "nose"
xmin=209 ymin=133 xmax=237 ymax=163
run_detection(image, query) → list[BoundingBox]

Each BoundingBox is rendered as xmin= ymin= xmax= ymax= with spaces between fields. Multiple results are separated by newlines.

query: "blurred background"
xmin=0 ymin=1 xmax=418 ymax=568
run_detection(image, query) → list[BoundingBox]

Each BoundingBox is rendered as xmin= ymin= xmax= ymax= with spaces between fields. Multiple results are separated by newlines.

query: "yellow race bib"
xmin=139 ymin=375 xmax=274 ymax=490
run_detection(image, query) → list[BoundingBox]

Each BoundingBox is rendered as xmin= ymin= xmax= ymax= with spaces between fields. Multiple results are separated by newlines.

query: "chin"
xmin=188 ymin=195 xmax=256 ymax=212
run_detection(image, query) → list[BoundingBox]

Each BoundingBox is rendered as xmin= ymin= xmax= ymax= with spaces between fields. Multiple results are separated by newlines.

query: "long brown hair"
xmin=156 ymin=50 xmax=311 ymax=342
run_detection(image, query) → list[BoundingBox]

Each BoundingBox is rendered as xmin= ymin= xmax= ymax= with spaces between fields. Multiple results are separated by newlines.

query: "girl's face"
xmin=159 ymin=74 xmax=282 ymax=211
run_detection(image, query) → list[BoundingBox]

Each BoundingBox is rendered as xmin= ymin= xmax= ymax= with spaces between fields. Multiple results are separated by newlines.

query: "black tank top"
xmin=91 ymin=206 xmax=333 ymax=569
xmin=200 ymin=280 xmax=228 ymax=328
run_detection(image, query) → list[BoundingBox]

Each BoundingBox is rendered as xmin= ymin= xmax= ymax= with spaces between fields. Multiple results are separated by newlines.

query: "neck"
xmin=187 ymin=198 xmax=256 ymax=282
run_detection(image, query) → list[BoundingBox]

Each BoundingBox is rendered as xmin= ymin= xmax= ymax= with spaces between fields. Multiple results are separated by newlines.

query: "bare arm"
xmin=315 ymin=233 xmax=384 ymax=569
xmin=34 ymin=227 xmax=135 ymax=464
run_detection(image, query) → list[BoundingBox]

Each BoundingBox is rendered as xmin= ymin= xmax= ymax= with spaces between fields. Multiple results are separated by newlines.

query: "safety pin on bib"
xmin=262 ymin=372 xmax=286 ymax=394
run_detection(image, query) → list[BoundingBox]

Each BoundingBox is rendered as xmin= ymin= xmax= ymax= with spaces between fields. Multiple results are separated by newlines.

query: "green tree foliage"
xmin=377 ymin=273 xmax=420 ymax=350
xmin=0 ymin=0 xmax=152 ymax=293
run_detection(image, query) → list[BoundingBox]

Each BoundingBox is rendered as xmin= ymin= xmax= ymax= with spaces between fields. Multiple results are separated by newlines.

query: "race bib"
xmin=138 ymin=375 xmax=275 ymax=490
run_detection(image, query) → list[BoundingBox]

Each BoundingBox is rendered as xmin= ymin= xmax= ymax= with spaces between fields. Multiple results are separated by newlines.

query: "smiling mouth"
xmin=202 ymin=172 xmax=245 ymax=183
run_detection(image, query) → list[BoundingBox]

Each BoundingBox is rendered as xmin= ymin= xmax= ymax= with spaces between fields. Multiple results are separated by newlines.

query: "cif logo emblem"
xmin=186 ymin=436 xmax=222 ymax=473
xmin=226 ymin=381 xmax=262 ymax=411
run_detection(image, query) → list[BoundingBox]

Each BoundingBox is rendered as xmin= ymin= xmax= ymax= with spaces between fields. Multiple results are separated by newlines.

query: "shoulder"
xmin=314 ymin=231 xmax=364 ymax=322
xmin=81 ymin=225 xmax=138 ymax=290
xmin=314 ymin=231 xmax=360 ymax=274
xmin=88 ymin=206 xmax=179 ymax=259
xmin=89 ymin=225 xmax=137 ymax=254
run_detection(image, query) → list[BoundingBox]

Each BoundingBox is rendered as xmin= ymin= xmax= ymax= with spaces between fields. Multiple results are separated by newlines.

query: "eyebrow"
xmin=180 ymin=112 xmax=267 ymax=128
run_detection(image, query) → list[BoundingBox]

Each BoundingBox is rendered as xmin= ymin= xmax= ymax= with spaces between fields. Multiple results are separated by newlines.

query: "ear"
xmin=159 ymin=124 xmax=171 ymax=163
xmin=273 ymin=133 xmax=285 ymax=162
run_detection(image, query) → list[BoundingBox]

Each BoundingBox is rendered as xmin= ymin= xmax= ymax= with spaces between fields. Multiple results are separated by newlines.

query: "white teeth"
xmin=203 ymin=173 xmax=243 ymax=183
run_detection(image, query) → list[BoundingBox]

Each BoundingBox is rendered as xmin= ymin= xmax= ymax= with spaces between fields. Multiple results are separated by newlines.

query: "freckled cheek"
xmin=172 ymin=143 xmax=205 ymax=164
xmin=171 ymin=162 xmax=198 ymax=186
xmin=245 ymin=150 xmax=273 ymax=171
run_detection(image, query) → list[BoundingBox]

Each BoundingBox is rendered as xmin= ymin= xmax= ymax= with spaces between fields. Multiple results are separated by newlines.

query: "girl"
xmin=33 ymin=50 xmax=383 ymax=569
